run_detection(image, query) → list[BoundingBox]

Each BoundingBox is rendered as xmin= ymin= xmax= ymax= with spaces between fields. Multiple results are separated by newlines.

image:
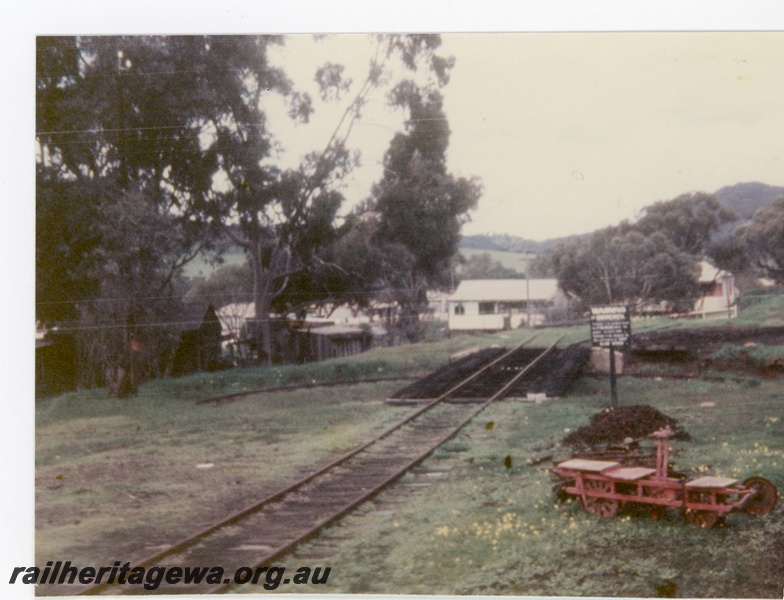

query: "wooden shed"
xmin=171 ymin=304 xmax=223 ymax=375
xmin=293 ymin=325 xmax=373 ymax=363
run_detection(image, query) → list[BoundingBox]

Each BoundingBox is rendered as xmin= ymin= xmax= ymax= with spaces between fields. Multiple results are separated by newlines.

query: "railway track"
xmin=79 ymin=337 xmax=561 ymax=596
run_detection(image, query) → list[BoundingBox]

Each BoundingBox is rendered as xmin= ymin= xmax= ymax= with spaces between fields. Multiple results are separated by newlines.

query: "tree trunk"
xmin=251 ymin=241 xmax=283 ymax=366
xmin=396 ymin=274 xmax=428 ymax=343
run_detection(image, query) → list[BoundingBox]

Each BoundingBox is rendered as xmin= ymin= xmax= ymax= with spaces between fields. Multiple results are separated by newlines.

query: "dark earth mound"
xmin=503 ymin=344 xmax=590 ymax=398
xmin=563 ymin=404 xmax=691 ymax=449
xmin=390 ymin=347 xmax=506 ymax=400
xmin=392 ymin=344 xmax=589 ymax=401
xmin=632 ymin=325 xmax=784 ymax=358
xmin=450 ymin=347 xmax=544 ymax=399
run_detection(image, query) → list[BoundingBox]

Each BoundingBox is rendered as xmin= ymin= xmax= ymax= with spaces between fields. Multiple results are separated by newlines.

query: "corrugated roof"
xmin=448 ymin=279 xmax=560 ymax=302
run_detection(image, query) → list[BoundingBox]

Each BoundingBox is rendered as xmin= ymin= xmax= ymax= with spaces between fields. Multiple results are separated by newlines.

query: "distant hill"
xmin=714 ymin=182 xmax=784 ymax=220
xmin=460 ymin=233 xmax=566 ymax=254
xmin=185 ymin=182 xmax=783 ymax=281
xmin=462 ymin=182 xmax=784 ymax=256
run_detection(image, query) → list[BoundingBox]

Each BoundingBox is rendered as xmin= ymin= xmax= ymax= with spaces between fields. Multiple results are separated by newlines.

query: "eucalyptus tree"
xmin=36 ymin=35 xmax=295 ymax=388
xmin=634 ymin=192 xmax=737 ymax=255
xmin=349 ymin=85 xmax=481 ymax=342
xmin=37 ymin=34 xmax=461 ymax=381
xmin=551 ymin=191 xmax=737 ymax=314
xmin=736 ymin=196 xmax=784 ymax=284
xmin=552 ymin=226 xmax=700 ymax=312
xmin=207 ymin=35 xmax=459 ymax=360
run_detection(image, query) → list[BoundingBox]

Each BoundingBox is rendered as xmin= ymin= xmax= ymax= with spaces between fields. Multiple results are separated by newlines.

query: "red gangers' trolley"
xmin=552 ymin=429 xmax=777 ymax=528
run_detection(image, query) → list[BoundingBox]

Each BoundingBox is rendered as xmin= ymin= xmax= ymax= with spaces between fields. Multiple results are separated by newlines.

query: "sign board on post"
xmin=590 ymin=305 xmax=631 ymax=349
xmin=590 ymin=305 xmax=631 ymax=408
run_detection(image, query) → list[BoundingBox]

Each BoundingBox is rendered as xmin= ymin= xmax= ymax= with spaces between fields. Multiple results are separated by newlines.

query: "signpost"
xmin=590 ymin=305 xmax=631 ymax=408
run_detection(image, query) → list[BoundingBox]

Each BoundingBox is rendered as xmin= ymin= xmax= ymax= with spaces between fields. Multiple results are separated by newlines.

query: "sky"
xmin=263 ymin=32 xmax=784 ymax=241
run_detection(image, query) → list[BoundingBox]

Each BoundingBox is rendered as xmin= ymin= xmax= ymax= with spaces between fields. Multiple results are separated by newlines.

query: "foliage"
xmin=526 ymin=253 xmax=555 ymax=277
xmin=186 ymin=262 xmax=254 ymax=308
xmin=36 ymin=34 xmax=470 ymax=386
xmin=459 ymin=252 xmax=521 ymax=280
xmin=78 ymin=192 xmax=199 ymax=392
xmin=634 ymin=192 xmax=738 ymax=255
xmin=37 ymin=35 xmax=291 ymax=194
xmin=461 ymin=233 xmax=559 ymax=254
xmin=36 ymin=35 xmax=294 ymax=392
xmin=552 ymin=226 xmax=700 ymax=310
xmin=372 ymin=86 xmax=481 ymax=283
xmin=706 ymin=234 xmax=751 ymax=274
xmin=341 ymin=86 xmax=481 ymax=342
xmin=547 ymin=192 xmax=746 ymax=311
xmin=36 ymin=168 xmax=104 ymax=324
xmin=735 ymin=196 xmax=784 ymax=284
xmin=198 ymin=34 xmax=460 ymax=361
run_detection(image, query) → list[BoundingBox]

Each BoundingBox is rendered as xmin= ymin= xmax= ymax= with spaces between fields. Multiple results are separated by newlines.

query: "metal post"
xmin=609 ymin=342 xmax=618 ymax=408
xmin=726 ymin=272 xmax=732 ymax=319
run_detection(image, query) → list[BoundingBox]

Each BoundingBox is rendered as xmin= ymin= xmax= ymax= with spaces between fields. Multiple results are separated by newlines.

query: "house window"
xmin=478 ymin=302 xmax=496 ymax=315
xmin=499 ymin=302 xmax=524 ymax=313
xmin=454 ymin=303 xmax=465 ymax=315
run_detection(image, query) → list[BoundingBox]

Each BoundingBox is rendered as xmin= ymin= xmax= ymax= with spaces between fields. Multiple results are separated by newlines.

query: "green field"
xmin=182 ymin=247 xmax=247 ymax=279
xmin=35 ymin=302 xmax=784 ymax=597
xmin=458 ymin=248 xmax=534 ymax=275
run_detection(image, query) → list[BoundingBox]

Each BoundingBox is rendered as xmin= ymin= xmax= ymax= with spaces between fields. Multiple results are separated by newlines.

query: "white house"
xmin=447 ymin=279 xmax=569 ymax=331
xmin=694 ymin=261 xmax=738 ymax=318
xmin=425 ymin=290 xmax=451 ymax=321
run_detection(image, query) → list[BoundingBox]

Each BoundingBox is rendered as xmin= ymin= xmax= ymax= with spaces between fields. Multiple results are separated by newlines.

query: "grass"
xmin=712 ymin=343 xmax=784 ymax=369
xmin=274 ymin=375 xmax=784 ymax=598
xmin=38 ymin=324 xmax=589 ymax=415
xmin=35 ymin=381 xmax=413 ymax=568
xmin=35 ymin=296 xmax=784 ymax=597
xmin=34 ymin=326 xmax=579 ymax=572
xmin=629 ymin=290 xmax=784 ymax=331
xmin=735 ymin=293 xmax=784 ymax=325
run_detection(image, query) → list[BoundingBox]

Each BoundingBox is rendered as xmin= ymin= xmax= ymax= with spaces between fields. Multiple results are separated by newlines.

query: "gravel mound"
xmin=563 ymin=404 xmax=691 ymax=449
xmin=390 ymin=347 xmax=506 ymax=399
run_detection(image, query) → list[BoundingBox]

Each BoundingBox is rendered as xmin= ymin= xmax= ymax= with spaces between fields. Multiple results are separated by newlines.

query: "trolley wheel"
xmin=742 ymin=477 xmax=778 ymax=516
xmin=580 ymin=479 xmax=619 ymax=518
xmin=644 ymin=486 xmax=670 ymax=521
xmin=683 ymin=508 xmax=720 ymax=529
xmin=552 ymin=480 xmax=574 ymax=504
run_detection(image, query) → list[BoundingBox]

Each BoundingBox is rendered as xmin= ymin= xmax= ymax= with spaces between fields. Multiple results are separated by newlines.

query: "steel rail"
xmin=81 ymin=335 xmax=553 ymax=596
xmin=212 ymin=336 xmax=562 ymax=594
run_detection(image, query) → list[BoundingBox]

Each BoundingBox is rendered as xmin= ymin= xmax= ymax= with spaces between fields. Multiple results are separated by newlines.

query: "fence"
xmin=738 ymin=287 xmax=784 ymax=311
